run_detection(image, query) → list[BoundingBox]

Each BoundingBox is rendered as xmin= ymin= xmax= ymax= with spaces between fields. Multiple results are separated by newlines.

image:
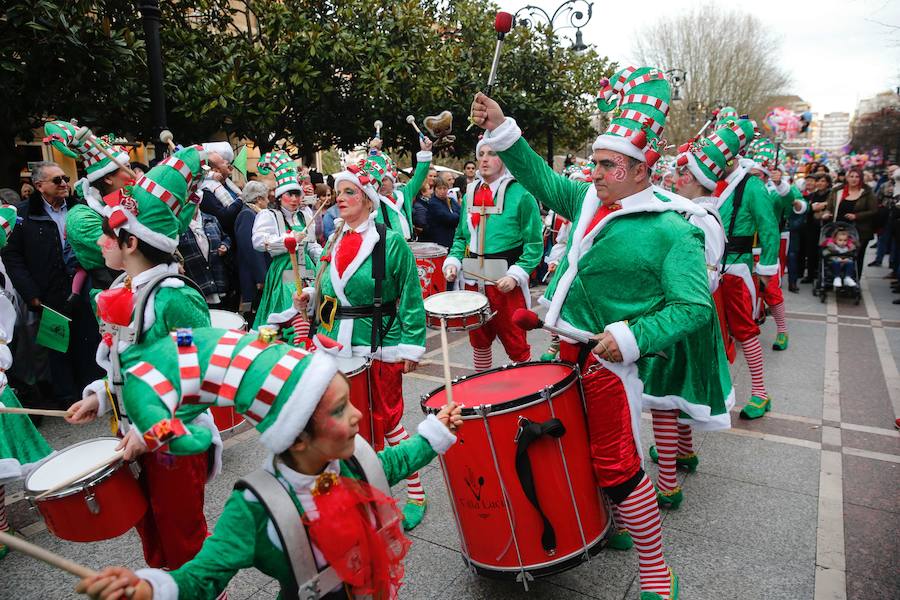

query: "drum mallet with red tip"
xmin=512 ymin=308 xmax=593 ymax=345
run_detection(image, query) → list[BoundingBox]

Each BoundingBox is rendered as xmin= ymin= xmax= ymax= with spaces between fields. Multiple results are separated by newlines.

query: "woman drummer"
xmin=284 ymin=159 xmax=429 ymax=530
xmin=252 ymin=151 xmax=323 ymax=329
xmin=75 ymin=348 xmax=463 ymax=600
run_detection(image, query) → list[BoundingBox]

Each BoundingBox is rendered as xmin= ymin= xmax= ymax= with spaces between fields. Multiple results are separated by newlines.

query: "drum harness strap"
xmin=234 ymin=437 xmax=389 ymax=600
xmin=720 ymin=174 xmax=751 ymax=271
xmin=107 ymin=272 xmax=203 ymax=430
xmin=514 ymin=417 xmax=567 ymax=555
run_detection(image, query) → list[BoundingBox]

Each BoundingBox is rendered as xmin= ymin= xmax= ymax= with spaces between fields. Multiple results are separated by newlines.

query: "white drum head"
xmin=336 ymin=356 xmax=368 ymax=377
xmin=210 ymin=309 xmax=247 ymax=331
xmin=424 ymin=291 xmax=488 ymax=316
xmin=409 ymin=242 xmax=448 ymax=259
xmin=26 ymin=438 xmax=121 ymax=492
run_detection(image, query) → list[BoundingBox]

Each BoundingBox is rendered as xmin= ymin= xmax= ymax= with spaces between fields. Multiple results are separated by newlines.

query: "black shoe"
xmin=894 ymin=298 xmax=900 ymax=304
xmin=789 ymin=284 xmax=799 ymax=293
xmin=868 ymin=260 xmax=883 ymax=267
xmin=800 ymin=277 xmax=814 ymax=283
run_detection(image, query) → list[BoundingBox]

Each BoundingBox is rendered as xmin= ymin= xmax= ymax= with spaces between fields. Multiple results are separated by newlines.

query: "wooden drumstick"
xmin=159 ymin=129 xmax=177 ymax=152
xmin=0 ymin=532 xmax=136 ymax=597
xmin=462 ymin=270 xmax=498 ymax=284
xmin=35 ymin=450 xmax=125 ymax=500
xmin=88 ymin=133 xmax=136 ymax=180
xmin=0 ymin=406 xmax=70 ymax=418
xmin=439 ymin=318 xmax=454 ymax=406
xmin=406 ymin=115 xmax=426 ymax=140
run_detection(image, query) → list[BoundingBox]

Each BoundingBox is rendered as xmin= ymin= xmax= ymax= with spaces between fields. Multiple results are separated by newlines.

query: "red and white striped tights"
xmin=651 ymin=409 xmax=680 ymax=493
xmin=386 ymin=424 xmax=425 ymax=503
xmin=739 ymin=336 xmax=767 ymax=398
xmin=473 ymin=346 xmax=492 ymax=372
xmin=616 ymin=474 xmax=674 ymax=598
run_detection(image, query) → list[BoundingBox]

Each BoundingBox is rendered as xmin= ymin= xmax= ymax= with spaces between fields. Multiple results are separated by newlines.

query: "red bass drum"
xmin=421 ymin=362 xmax=611 ymax=583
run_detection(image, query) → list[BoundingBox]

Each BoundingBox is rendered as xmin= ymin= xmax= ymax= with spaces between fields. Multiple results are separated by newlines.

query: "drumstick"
xmin=293 ymin=202 xmax=327 ymax=242
xmin=35 ymin=450 xmax=125 ymax=500
xmin=283 ymin=236 xmax=304 ymax=295
xmin=406 ymin=115 xmax=426 ymax=140
xmin=439 ymin=318 xmax=454 ymax=406
xmin=159 ymin=129 xmax=177 ymax=152
xmin=88 ymin=133 xmax=136 ymax=180
xmin=0 ymin=532 xmax=136 ymax=597
xmin=462 ymin=270 xmax=498 ymax=284
xmin=0 ymin=406 xmax=70 ymax=418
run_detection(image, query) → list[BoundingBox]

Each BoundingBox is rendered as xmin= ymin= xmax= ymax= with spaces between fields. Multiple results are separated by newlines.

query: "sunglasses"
xmin=45 ymin=175 xmax=71 ymax=185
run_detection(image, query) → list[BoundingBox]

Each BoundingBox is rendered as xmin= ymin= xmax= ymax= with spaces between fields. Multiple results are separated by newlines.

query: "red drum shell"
xmin=211 ymin=406 xmax=244 ymax=433
xmin=27 ymin=442 xmax=147 ymax=543
xmin=425 ymin=311 xmax=485 ymax=331
xmin=422 ymin=362 xmax=609 ymax=577
xmin=410 ymin=242 xmax=448 ymax=299
xmin=338 ymin=358 xmax=382 ymax=450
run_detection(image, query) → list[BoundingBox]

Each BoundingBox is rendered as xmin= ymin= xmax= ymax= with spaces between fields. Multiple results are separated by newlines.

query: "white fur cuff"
xmin=773 ymin=180 xmax=789 ymax=196
xmin=416 ymin=150 xmax=433 ymax=163
xmin=604 ymin=321 xmax=640 ymax=365
xmin=506 ymin=264 xmax=529 ymax=288
xmin=135 ymin=568 xmax=178 ymax=600
xmin=83 ymin=379 xmax=111 ymax=416
xmin=398 ymin=343 xmax=426 ymax=362
xmin=417 ymin=413 xmax=457 ymax=455
xmin=267 ymin=306 xmax=299 ymax=326
xmin=793 ymin=199 xmax=808 ymax=215
xmin=485 ymin=117 xmax=522 ymax=153
xmin=756 ymin=263 xmax=778 ymax=276
xmin=443 ymin=256 xmax=462 ymax=278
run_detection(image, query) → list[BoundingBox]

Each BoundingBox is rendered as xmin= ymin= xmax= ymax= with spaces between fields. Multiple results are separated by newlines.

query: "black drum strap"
xmin=515 ymin=417 xmax=567 ymax=554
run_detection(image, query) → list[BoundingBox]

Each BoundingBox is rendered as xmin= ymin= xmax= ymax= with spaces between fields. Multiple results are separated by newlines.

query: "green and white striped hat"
xmin=677 ymin=118 xmax=757 ymax=190
xmin=43 ymin=120 xmax=130 ymax=183
xmin=257 ymin=150 xmax=301 ymax=197
xmin=749 ymin=137 xmax=779 ymax=175
xmin=0 ymin=205 xmax=17 ymax=249
xmin=715 ymin=106 xmax=739 ymax=127
xmin=593 ymin=66 xmax=671 ymax=166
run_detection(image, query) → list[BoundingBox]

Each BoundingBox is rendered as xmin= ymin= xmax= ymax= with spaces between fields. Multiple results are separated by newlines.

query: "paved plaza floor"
xmin=2 ymin=259 xmax=898 ymax=600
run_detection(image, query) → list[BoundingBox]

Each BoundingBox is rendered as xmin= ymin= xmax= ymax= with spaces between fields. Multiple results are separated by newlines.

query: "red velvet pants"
xmin=465 ymin=284 xmax=530 ymax=362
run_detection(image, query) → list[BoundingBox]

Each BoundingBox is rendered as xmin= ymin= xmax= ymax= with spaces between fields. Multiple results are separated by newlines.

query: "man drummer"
xmin=443 ymin=138 xmax=544 ymax=371
xmin=66 ymin=146 xmax=219 ymax=570
xmin=470 ymin=66 xmax=736 ymax=600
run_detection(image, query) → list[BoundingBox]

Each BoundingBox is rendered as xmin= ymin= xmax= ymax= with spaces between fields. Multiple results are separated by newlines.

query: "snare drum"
xmin=25 ymin=438 xmax=148 ymax=542
xmin=421 ymin=362 xmax=610 ymax=580
xmin=209 ymin=309 xmax=248 ymax=331
xmin=208 ymin=310 xmax=248 ymax=432
xmin=409 ymin=242 xmax=448 ymax=298
xmin=423 ymin=290 xmax=491 ymax=331
xmin=336 ymin=356 xmax=384 ymax=450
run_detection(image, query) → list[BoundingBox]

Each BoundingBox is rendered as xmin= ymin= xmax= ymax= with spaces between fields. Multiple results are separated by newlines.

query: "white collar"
xmin=129 ymin=263 xmax=179 ymax=290
xmin=335 ymin=212 xmax=375 ymax=234
xmin=276 ymin=458 xmax=342 ymax=516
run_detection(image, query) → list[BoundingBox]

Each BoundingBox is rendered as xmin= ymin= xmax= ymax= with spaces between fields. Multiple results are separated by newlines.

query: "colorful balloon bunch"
xmin=764 ymin=107 xmax=801 ymax=139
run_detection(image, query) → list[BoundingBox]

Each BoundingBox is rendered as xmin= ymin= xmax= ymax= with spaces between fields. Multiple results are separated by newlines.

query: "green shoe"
xmin=639 ymin=568 xmax=679 ymax=599
xmin=655 ymin=485 xmax=683 ymax=509
xmin=402 ymin=498 xmax=427 ymax=531
xmin=648 ymin=446 xmax=699 ymax=473
xmin=540 ymin=351 xmax=558 ymax=361
xmin=0 ymin=543 xmax=7 ymax=561
xmin=772 ymin=332 xmax=789 ymax=351
xmin=739 ymin=395 xmax=772 ymax=419
xmin=607 ymin=528 xmax=633 ymax=550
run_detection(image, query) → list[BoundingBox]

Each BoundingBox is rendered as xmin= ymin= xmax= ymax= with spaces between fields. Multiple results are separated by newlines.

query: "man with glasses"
xmin=2 ymin=162 xmax=103 ymax=411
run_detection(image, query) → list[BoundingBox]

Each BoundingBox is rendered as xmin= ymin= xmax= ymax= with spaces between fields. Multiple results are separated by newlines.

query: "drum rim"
xmin=336 ymin=356 xmax=370 ymax=377
xmin=420 ymin=361 xmax=580 ymax=417
xmin=208 ymin=309 xmax=248 ymax=329
xmin=424 ymin=291 xmax=490 ymax=318
xmin=24 ymin=437 xmax=124 ymax=500
xmin=410 ymin=242 xmax=449 ymax=258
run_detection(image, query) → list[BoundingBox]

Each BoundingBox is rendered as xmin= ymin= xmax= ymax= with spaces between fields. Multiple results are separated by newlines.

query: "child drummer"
xmin=75 ymin=344 xmax=462 ymax=600
xmin=65 ymin=146 xmax=219 ymax=570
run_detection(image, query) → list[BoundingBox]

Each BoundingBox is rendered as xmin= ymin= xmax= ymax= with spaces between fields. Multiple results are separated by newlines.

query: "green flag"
xmin=233 ymin=145 xmax=248 ymax=177
xmin=36 ymin=306 xmax=70 ymax=353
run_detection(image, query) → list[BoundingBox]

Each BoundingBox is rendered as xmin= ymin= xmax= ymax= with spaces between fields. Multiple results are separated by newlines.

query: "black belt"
xmin=334 ymin=303 xmax=398 ymax=319
xmin=467 ymin=244 xmax=523 ymax=264
xmin=725 ymin=236 xmax=754 ymax=254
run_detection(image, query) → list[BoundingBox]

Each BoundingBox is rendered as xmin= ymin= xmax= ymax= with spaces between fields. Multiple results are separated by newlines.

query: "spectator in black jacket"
xmin=1 ymin=162 xmax=102 ymax=408
xmin=419 ymin=178 xmax=461 ymax=248
xmin=233 ymin=181 xmax=271 ymax=319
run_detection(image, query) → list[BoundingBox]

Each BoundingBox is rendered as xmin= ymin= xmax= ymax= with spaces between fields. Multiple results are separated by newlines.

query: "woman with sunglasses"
xmin=252 ymin=151 xmax=323 ymax=329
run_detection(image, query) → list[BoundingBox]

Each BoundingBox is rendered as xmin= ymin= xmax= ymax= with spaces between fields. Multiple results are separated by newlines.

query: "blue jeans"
xmin=830 ymin=258 xmax=855 ymax=279
xmin=787 ymin=229 xmax=803 ymax=285
xmin=874 ymin=225 xmax=892 ymax=263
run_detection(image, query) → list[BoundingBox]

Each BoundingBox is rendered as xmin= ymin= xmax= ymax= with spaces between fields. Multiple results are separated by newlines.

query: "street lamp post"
xmin=138 ymin=0 xmax=169 ymax=159
xmin=664 ymin=68 xmax=687 ymax=103
xmin=514 ymin=1 xmax=594 ymax=168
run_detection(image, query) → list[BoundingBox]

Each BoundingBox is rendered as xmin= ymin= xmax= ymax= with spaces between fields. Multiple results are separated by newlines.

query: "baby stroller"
xmin=814 ymin=221 xmax=861 ymax=305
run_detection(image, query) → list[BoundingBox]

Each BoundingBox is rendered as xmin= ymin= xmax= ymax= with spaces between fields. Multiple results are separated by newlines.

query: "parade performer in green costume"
xmin=368 ymin=135 xmax=433 ymax=239
xmin=470 ymin=65 xmax=737 ymax=599
xmin=65 ymin=146 xmax=218 ymax=570
xmin=75 ymin=332 xmax=461 ymax=600
xmin=252 ymin=150 xmax=323 ymax=330
xmin=43 ymin=121 xmax=132 ymax=293
xmin=442 ymin=137 xmax=544 ymax=371
xmin=0 ymin=206 xmax=53 ymax=561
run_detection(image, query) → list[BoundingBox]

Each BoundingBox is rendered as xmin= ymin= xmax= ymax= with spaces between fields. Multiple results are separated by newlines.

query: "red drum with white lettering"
xmin=25 ymin=438 xmax=147 ymax=542
xmin=409 ymin=242 xmax=448 ymax=298
xmin=421 ymin=362 xmax=610 ymax=583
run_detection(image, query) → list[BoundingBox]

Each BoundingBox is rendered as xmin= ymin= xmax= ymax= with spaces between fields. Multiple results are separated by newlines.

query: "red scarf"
xmin=470 ymin=183 xmax=493 ymax=228
xmin=335 ymin=231 xmax=362 ymax=277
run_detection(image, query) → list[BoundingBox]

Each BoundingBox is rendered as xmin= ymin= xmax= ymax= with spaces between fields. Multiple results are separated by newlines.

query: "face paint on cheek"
xmin=101 ymin=236 xmax=117 ymax=250
xmin=610 ymin=155 xmax=628 ymax=182
xmin=677 ymin=173 xmax=693 ymax=188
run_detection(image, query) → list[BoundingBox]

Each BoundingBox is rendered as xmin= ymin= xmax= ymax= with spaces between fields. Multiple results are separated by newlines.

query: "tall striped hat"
xmin=593 ymin=66 xmax=671 ymax=167
xmin=257 ymin=150 xmax=301 ymax=197
xmin=43 ymin=121 xmax=131 ymax=183
xmin=676 ymin=118 xmax=757 ymax=190
xmin=121 ymin=327 xmax=339 ymax=455
xmin=749 ymin=137 xmax=779 ymax=175
xmin=716 ymin=106 xmax=739 ymax=127
xmin=105 ymin=145 xmax=208 ymax=253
